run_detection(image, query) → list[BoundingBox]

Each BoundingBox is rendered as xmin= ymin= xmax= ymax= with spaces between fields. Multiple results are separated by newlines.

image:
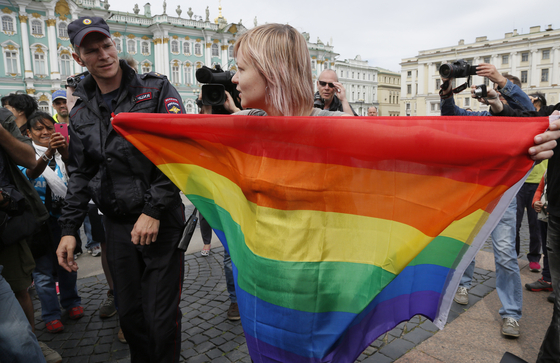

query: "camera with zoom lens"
xmin=473 ymin=84 xmax=487 ymax=99
xmin=65 ymin=71 xmax=89 ymax=89
xmin=195 ymin=65 xmax=241 ymax=114
xmin=439 ymin=59 xmax=478 ymax=79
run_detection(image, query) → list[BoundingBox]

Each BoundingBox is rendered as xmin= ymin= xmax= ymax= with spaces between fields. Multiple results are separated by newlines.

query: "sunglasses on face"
xmin=318 ymin=81 xmax=335 ymax=88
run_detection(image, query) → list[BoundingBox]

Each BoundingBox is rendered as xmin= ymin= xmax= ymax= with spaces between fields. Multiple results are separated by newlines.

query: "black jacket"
xmin=59 ymin=60 xmax=184 ymax=236
xmin=313 ymin=91 xmax=358 ymax=116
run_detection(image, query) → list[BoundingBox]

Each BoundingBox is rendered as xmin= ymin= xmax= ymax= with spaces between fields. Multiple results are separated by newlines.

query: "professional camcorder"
xmin=195 ymin=65 xmax=241 ymax=114
xmin=439 ymin=60 xmax=478 ymax=79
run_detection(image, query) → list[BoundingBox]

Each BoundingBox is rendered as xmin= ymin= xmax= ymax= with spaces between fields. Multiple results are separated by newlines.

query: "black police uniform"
xmin=59 ymin=60 xmax=185 ymax=363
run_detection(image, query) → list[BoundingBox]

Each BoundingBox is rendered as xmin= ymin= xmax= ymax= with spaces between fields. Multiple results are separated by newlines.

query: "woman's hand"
xmin=50 ymin=132 xmax=69 ymax=160
xmin=224 ymin=91 xmax=241 ymax=114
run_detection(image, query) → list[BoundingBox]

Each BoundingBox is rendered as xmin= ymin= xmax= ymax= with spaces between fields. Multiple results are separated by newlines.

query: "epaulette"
xmin=141 ymin=72 xmax=166 ymax=80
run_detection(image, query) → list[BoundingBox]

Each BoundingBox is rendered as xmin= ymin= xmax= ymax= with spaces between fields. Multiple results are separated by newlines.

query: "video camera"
xmin=195 ymin=65 xmax=241 ymax=114
xmin=439 ymin=60 xmax=478 ymax=79
xmin=65 ymin=71 xmax=89 ymax=89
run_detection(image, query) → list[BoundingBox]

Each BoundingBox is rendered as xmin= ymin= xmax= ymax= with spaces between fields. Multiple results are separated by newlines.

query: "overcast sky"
xmin=111 ymin=0 xmax=560 ymax=72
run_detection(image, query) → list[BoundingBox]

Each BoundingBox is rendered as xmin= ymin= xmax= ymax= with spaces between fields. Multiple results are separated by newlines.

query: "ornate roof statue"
xmin=176 ymin=5 xmax=181 ymax=17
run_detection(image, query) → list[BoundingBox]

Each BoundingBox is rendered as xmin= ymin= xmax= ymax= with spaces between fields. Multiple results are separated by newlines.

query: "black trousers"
xmin=104 ymin=207 xmax=184 ymax=363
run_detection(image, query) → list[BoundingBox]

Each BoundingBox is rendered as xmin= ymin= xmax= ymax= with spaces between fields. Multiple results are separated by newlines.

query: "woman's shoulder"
xmin=234 ymin=109 xmax=267 ymax=116
xmin=310 ymin=109 xmax=348 ymax=117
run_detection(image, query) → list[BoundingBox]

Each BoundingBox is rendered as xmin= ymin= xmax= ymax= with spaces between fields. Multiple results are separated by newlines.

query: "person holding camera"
xmin=440 ymin=64 xmax=535 ymax=339
xmin=314 ymin=69 xmax=357 ymax=116
xmin=56 ymin=17 xmax=185 ymax=363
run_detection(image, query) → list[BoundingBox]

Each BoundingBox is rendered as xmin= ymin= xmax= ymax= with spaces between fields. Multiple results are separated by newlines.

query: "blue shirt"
xmin=19 ymin=161 xmax=66 ymax=218
xmin=441 ymin=79 xmax=535 ymax=116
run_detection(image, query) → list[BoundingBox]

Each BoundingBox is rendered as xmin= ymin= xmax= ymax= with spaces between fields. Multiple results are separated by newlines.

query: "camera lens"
xmin=439 ymin=64 xmax=452 ymax=78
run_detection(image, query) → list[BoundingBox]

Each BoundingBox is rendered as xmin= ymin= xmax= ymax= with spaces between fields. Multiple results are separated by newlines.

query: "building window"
xmin=171 ymin=40 xmax=179 ymax=53
xmin=502 ymin=55 xmax=509 ymax=64
xmin=182 ymin=42 xmax=190 ymax=54
xmin=351 ymin=72 xmax=354 ymax=79
xmin=521 ymin=70 xmax=528 ymax=83
xmin=141 ymin=41 xmax=149 ymax=54
xmin=186 ymin=103 xmax=193 ymax=114
xmin=407 ymin=84 xmax=411 ymax=94
xmin=435 ymin=79 xmax=441 ymax=90
xmin=211 ymin=43 xmax=219 ymax=57
xmin=184 ymin=65 xmax=192 ymax=84
xmin=5 ymin=50 xmax=18 ymax=74
xmin=521 ymin=52 xmax=529 ymax=62
xmin=2 ymin=16 xmax=14 ymax=32
xmin=58 ymin=22 xmax=68 ymax=37
xmin=171 ymin=65 xmax=179 ymax=83
xmin=34 ymin=52 xmax=46 ymax=75
xmin=228 ymin=45 xmax=233 ymax=58
xmin=127 ymin=40 xmax=136 ymax=54
xmin=194 ymin=43 xmax=202 ymax=56
xmin=431 ymin=103 xmax=440 ymax=112
xmin=483 ymin=56 xmax=490 ymax=64
xmin=543 ymin=49 xmax=550 ymax=60
xmin=542 ymin=69 xmax=549 ymax=82
xmin=142 ymin=62 xmax=151 ymax=73
xmin=38 ymin=101 xmax=49 ymax=112
xmin=363 ymin=73 xmax=365 ymax=80
xmin=464 ymin=98 xmax=470 ymax=107
xmin=31 ymin=20 xmax=43 ymax=35
xmin=115 ymin=38 xmax=122 ymax=53
xmin=60 ymin=53 xmax=72 ymax=77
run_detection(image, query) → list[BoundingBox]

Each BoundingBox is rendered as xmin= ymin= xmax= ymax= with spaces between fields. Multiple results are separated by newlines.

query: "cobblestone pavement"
xmin=32 ymin=215 xmax=537 ymax=362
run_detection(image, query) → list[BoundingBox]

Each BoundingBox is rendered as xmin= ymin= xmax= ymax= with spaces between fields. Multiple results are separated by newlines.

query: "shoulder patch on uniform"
xmin=164 ymin=97 xmax=182 ymax=114
xmin=141 ymin=72 xmax=165 ymax=80
xmin=135 ymin=92 xmax=152 ymax=103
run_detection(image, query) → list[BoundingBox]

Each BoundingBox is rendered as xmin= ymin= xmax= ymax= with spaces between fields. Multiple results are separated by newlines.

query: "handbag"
xmin=178 ymin=208 xmax=199 ymax=251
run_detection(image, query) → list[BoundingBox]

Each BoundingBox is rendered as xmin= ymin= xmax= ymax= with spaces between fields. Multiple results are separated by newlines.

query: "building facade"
xmin=333 ymin=56 xmax=401 ymax=116
xmin=400 ymin=25 xmax=560 ymax=116
xmin=0 ymin=0 xmax=340 ymax=114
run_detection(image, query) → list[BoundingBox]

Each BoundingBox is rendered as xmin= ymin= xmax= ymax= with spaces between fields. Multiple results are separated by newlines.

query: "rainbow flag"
xmin=113 ymin=114 xmax=548 ymax=363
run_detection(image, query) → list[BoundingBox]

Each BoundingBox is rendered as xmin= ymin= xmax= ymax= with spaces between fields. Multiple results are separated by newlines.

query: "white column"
xmin=163 ymin=34 xmax=170 ymax=77
xmin=530 ymin=50 xmax=539 ymax=87
xmin=205 ymin=39 xmax=211 ymax=66
xmin=411 ymin=69 xmax=417 ymax=97
xmin=417 ymin=63 xmax=425 ymax=96
xmin=427 ymin=63 xmax=433 ymax=93
xmin=510 ymin=52 xmax=517 ymax=78
xmin=18 ymin=14 xmax=33 ymax=78
xmin=552 ymin=46 xmax=560 ymax=86
xmin=47 ymin=18 xmax=59 ymax=79
xmin=221 ymin=42 xmax=227 ymax=66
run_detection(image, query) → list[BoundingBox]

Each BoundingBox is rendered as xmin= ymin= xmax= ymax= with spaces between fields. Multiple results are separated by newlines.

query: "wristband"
xmin=41 ymin=153 xmax=53 ymax=162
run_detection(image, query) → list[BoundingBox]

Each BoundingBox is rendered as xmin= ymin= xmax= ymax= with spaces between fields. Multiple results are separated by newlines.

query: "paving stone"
xmin=68 ymin=356 xmax=91 ymax=363
xmin=93 ymin=343 xmax=112 ymax=354
xmin=186 ymin=354 xmax=210 ymax=363
xmin=194 ymin=340 xmax=214 ymax=354
xmin=403 ymin=326 xmax=434 ymax=344
xmin=360 ymin=352 xmax=394 ymax=363
xmin=469 ymin=282 xmax=495 ymax=298
xmin=378 ymin=338 xmax=416 ymax=359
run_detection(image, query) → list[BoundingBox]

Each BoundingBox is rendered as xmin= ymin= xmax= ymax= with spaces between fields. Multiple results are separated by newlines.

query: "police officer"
xmin=56 ymin=17 xmax=185 ymax=363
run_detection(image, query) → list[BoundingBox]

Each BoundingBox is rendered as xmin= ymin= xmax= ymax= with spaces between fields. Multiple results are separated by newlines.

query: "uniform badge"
xmin=83 ymin=19 xmax=92 ymax=25
xmin=164 ymin=97 xmax=182 ymax=114
xmin=136 ymin=92 xmax=152 ymax=103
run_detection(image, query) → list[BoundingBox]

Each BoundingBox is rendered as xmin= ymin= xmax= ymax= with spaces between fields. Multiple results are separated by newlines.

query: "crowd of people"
xmin=0 ymin=16 xmax=559 ymax=363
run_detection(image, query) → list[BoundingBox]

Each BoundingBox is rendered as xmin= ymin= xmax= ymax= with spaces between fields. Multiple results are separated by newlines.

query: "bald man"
xmin=314 ymin=69 xmax=357 ymax=115
xmin=368 ymin=106 xmax=378 ymax=116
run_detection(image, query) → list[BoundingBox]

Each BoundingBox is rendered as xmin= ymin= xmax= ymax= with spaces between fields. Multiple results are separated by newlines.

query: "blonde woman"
xmin=229 ymin=23 xmax=350 ymax=117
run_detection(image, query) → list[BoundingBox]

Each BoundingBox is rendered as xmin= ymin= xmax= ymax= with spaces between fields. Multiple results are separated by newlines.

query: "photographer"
xmin=440 ymin=63 xmax=534 ymax=116
xmin=440 ymin=64 xmax=535 ymax=339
